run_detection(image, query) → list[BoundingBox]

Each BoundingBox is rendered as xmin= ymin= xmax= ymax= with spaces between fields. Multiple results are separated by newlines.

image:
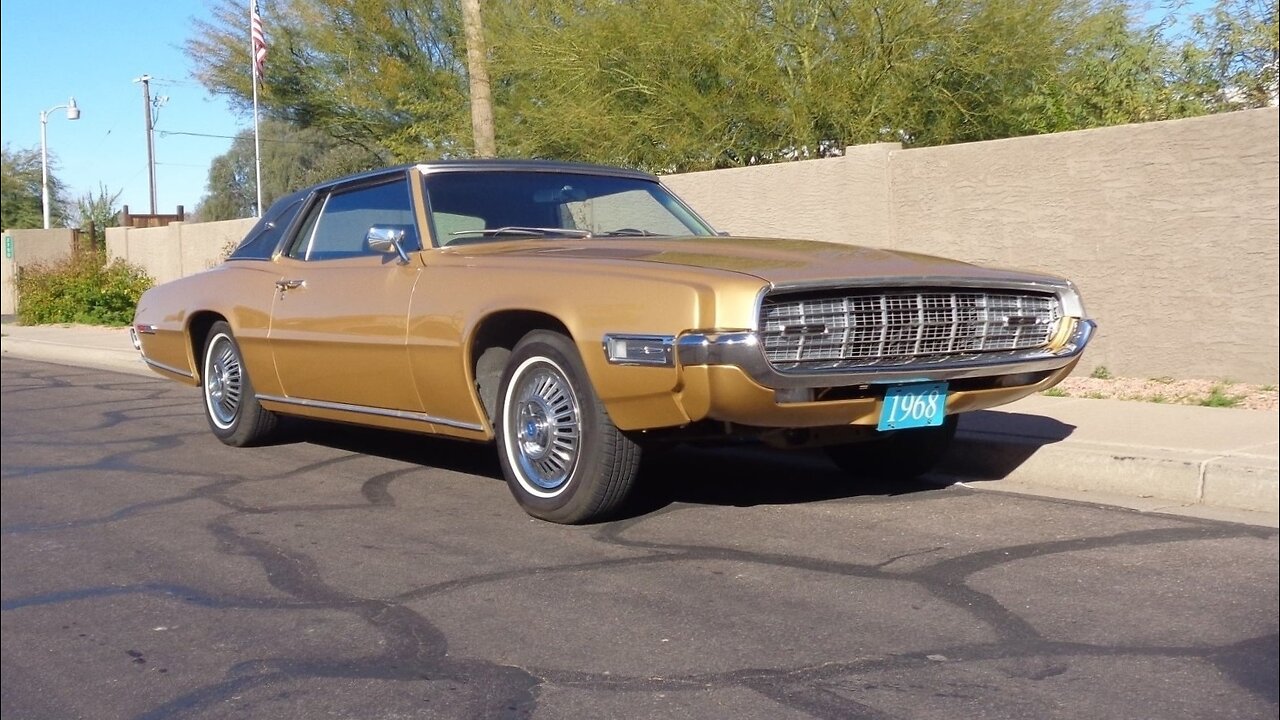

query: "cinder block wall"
xmin=0 ymin=229 xmax=77 ymax=316
xmin=665 ymin=108 xmax=1280 ymax=383
xmin=106 ymin=218 xmax=256 ymax=286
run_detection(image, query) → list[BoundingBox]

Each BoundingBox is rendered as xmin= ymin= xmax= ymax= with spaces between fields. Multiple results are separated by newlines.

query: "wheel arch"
xmin=469 ymin=310 xmax=573 ymax=422
xmin=187 ymin=310 xmax=229 ymax=381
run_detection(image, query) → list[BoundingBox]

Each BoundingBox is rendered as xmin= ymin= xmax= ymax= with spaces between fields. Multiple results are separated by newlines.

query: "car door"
xmin=268 ymin=175 xmax=426 ymax=412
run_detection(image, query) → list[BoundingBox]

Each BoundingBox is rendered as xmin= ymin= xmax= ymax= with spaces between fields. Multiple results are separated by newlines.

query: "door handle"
xmin=275 ymin=279 xmax=306 ymax=291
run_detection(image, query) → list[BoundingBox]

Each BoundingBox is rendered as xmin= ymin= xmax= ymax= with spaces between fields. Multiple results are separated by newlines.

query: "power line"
xmin=157 ymin=129 xmax=317 ymax=144
xmin=146 ymin=76 xmax=201 ymax=87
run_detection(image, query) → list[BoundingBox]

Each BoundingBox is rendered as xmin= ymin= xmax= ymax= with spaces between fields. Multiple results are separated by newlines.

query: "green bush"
xmin=16 ymin=250 xmax=153 ymax=326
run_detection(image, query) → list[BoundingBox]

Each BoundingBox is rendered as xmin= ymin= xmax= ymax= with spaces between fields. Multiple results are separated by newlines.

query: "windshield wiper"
xmin=599 ymin=228 xmax=658 ymax=237
xmin=450 ymin=226 xmax=593 ymax=238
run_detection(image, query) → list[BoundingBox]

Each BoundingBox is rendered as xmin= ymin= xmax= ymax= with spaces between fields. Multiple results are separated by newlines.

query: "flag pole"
xmin=250 ymin=1 xmax=264 ymax=217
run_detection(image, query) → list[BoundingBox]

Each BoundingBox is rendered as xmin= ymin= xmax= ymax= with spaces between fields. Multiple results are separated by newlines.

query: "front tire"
xmin=496 ymin=331 xmax=641 ymax=523
xmin=202 ymin=321 xmax=277 ymax=447
xmin=825 ymin=415 xmax=958 ymax=481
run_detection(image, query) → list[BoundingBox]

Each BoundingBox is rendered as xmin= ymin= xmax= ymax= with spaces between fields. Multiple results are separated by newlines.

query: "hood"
xmin=450 ymin=236 xmax=1064 ymax=288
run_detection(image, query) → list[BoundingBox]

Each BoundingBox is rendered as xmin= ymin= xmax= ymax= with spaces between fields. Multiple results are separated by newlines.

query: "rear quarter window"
xmin=228 ymin=197 xmax=305 ymax=260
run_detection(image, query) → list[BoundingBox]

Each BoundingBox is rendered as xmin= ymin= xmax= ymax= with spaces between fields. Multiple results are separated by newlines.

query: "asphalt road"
xmin=2 ymin=357 xmax=1277 ymax=720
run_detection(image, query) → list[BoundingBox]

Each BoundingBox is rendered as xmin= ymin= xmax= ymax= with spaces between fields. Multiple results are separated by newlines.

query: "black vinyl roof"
xmin=314 ymin=158 xmax=657 ymax=193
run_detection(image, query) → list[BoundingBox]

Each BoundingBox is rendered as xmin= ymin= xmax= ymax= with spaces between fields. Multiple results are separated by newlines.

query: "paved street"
xmin=2 ymin=357 xmax=1277 ymax=720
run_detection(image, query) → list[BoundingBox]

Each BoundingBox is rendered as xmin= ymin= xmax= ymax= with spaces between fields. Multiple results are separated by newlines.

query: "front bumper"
xmin=674 ymin=318 xmax=1095 ymax=390
xmin=601 ymin=318 xmax=1093 ymax=430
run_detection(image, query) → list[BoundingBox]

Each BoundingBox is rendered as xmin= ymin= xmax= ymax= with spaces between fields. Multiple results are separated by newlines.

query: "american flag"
xmin=251 ymin=1 xmax=268 ymax=79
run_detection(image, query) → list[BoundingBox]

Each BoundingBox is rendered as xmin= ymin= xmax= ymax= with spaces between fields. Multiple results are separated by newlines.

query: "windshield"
xmin=421 ymin=170 xmax=716 ymax=246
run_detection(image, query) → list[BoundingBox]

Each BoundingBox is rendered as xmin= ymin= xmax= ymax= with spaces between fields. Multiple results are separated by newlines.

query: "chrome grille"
xmin=760 ymin=289 xmax=1062 ymax=370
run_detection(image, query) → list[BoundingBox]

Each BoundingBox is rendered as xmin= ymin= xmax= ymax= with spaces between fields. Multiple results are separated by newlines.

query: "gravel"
xmin=1049 ymin=376 xmax=1278 ymax=411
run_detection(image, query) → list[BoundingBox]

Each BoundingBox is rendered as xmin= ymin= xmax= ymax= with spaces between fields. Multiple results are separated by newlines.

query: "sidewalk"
xmin=3 ymin=319 xmax=1277 ymax=526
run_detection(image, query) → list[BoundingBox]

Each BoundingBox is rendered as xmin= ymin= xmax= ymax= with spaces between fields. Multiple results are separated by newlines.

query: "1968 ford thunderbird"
xmin=132 ymin=159 xmax=1094 ymax=523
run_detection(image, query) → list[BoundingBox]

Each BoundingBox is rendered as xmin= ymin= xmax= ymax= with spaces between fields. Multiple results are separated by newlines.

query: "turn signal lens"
xmin=604 ymin=335 xmax=674 ymax=366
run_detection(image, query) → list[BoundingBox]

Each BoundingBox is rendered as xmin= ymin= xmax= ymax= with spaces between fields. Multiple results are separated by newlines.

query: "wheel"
xmin=202 ymin=321 xmax=278 ymax=447
xmin=825 ymin=415 xmax=958 ymax=480
xmin=495 ymin=330 xmax=641 ymax=523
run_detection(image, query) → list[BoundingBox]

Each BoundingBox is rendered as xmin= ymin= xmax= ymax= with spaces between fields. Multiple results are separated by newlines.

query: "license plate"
xmin=878 ymin=382 xmax=948 ymax=431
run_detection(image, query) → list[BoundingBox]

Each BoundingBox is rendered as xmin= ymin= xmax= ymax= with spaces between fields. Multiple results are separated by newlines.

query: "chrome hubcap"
xmin=507 ymin=360 xmax=580 ymax=494
xmin=205 ymin=336 xmax=243 ymax=429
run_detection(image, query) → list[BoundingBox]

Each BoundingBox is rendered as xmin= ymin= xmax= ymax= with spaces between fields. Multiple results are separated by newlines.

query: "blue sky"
xmin=1 ymin=0 xmax=246 ymax=217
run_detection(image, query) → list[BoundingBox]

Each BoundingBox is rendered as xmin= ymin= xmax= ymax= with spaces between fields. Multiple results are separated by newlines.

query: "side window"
xmin=286 ymin=197 xmax=325 ymax=260
xmin=286 ymin=179 xmax=419 ymax=261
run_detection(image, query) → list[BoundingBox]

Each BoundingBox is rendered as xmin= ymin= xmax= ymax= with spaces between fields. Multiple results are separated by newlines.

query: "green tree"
xmin=489 ymin=0 xmax=1198 ymax=169
xmin=2 ymin=144 xmax=68 ymax=229
xmin=1173 ymin=0 xmax=1278 ymax=109
xmin=185 ymin=0 xmax=1221 ymax=173
xmin=71 ymin=184 xmax=122 ymax=248
xmin=187 ymin=0 xmax=470 ymax=162
xmin=196 ymin=119 xmax=382 ymax=220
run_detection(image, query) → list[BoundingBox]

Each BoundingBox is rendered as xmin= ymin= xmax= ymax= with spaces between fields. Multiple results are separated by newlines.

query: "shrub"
xmin=16 ymin=250 xmax=153 ymax=326
xmin=1199 ymin=385 xmax=1243 ymax=408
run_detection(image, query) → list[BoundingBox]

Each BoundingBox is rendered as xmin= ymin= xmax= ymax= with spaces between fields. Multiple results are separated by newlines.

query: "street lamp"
xmin=39 ymin=98 xmax=81 ymax=229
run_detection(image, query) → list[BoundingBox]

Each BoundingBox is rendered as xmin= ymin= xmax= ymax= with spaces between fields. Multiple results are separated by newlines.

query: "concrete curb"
xmin=3 ymin=322 xmax=1277 ymax=526
xmin=942 ymin=432 xmax=1278 ymax=525
xmin=2 ymin=335 xmax=153 ymax=378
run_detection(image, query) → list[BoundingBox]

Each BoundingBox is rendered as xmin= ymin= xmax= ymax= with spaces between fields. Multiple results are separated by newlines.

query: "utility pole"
xmin=134 ymin=75 xmax=158 ymax=214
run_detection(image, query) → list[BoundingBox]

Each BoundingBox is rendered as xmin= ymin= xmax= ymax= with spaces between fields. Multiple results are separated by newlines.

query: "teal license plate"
xmin=878 ymin=382 xmax=949 ymax=431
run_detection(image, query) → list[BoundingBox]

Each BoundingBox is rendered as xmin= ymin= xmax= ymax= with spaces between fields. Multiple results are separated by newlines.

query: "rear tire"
xmin=202 ymin=321 xmax=278 ymax=447
xmin=825 ymin=415 xmax=958 ymax=480
xmin=496 ymin=331 xmax=641 ymax=523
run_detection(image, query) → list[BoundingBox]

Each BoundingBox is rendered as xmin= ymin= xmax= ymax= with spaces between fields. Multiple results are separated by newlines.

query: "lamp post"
xmin=39 ymin=98 xmax=81 ymax=229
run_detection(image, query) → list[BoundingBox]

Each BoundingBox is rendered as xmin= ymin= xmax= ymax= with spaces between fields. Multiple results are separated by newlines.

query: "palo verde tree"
xmin=186 ymin=0 xmax=1272 ymax=173
xmin=188 ymin=0 xmax=471 ymax=163
xmin=487 ymin=0 xmax=1208 ymax=170
xmin=1173 ymin=0 xmax=1279 ymax=110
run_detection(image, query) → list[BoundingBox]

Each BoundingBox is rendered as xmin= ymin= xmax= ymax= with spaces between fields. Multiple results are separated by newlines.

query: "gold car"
xmin=132 ymin=160 xmax=1094 ymax=523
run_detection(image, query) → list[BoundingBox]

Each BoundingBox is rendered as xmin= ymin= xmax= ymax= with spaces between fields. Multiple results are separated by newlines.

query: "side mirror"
xmin=367 ymin=225 xmax=411 ymax=264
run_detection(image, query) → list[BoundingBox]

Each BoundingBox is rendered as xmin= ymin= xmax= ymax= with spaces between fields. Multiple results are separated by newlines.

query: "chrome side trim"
xmin=142 ymin=356 xmax=195 ymax=379
xmin=256 ymin=394 xmax=485 ymax=432
xmin=677 ymin=319 xmax=1096 ymax=389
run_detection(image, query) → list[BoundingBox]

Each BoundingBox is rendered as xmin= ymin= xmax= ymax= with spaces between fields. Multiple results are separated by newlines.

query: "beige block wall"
xmin=666 ymin=154 xmax=856 ymax=243
xmin=1 ymin=229 xmax=77 ymax=316
xmin=106 ymin=218 xmax=256 ymax=287
xmin=885 ymin=109 xmax=1279 ymax=383
xmin=664 ymin=108 xmax=1280 ymax=383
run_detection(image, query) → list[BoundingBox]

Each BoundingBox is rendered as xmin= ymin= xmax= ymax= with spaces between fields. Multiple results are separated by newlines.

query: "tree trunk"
xmin=462 ymin=0 xmax=496 ymax=157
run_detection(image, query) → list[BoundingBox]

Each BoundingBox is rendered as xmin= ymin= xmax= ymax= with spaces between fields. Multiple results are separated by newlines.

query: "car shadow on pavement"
xmin=283 ymin=418 xmax=504 ymax=480
xmin=280 ymin=410 xmax=1075 ymax=522
xmin=623 ymin=443 xmax=946 ymax=519
xmin=943 ymin=409 xmax=1078 ymax=480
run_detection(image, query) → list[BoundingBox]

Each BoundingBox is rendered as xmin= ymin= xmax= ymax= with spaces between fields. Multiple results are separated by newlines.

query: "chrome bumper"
xmin=675 ymin=319 xmax=1096 ymax=389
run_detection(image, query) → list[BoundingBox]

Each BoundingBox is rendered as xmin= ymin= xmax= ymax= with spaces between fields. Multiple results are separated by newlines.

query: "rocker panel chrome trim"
xmin=142 ymin=356 xmax=195 ymax=379
xmin=256 ymin=394 xmax=485 ymax=432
